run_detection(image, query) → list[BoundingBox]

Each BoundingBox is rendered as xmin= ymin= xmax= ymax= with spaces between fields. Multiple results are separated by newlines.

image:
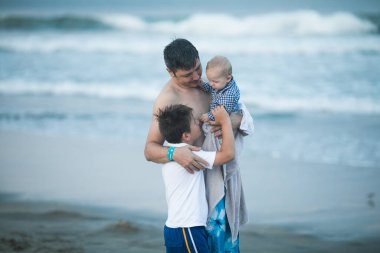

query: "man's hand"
xmin=172 ymin=145 xmax=209 ymax=174
xmin=229 ymin=112 xmax=242 ymax=135
xmin=209 ymin=121 xmax=222 ymax=138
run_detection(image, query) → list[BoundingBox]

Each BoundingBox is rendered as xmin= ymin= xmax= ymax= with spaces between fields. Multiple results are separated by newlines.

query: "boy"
xmin=156 ymin=104 xmax=235 ymax=253
xmin=200 ymin=55 xmax=240 ymax=123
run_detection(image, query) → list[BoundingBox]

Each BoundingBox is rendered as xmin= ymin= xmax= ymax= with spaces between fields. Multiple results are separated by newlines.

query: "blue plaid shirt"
xmin=202 ymin=78 xmax=240 ymax=121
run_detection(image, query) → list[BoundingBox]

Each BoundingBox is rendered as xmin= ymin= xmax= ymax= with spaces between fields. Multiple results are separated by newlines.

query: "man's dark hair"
xmin=164 ymin=38 xmax=199 ymax=73
xmin=155 ymin=104 xmax=193 ymax=143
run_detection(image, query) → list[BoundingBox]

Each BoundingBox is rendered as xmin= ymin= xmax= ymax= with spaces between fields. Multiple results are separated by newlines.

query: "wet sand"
xmin=1 ymin=194 xmax=380 ymax=253
xmin=1 ymin=132 xmax=380 ymax=252
xmin=0 ymin=194 xmax=163 ymax=253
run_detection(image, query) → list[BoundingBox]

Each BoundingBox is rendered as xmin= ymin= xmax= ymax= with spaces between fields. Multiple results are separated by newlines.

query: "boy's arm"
xmin=212 ymin=106 xmax=236 ymax=166
xmin=210 ymin=101 xmax=253 ymax=138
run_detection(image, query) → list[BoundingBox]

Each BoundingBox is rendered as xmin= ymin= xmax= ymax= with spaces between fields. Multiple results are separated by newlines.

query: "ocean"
xmin=1 ymin=0 xmax=380 ymax=241
xmin=1 ymin=5 xmax=380 ymax=167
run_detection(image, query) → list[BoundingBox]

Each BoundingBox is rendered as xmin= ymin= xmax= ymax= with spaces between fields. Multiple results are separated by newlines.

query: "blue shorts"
xmin=164 ymin=225 xmax=210 ymax=253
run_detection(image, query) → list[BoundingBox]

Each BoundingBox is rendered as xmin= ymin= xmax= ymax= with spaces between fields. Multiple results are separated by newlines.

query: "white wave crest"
xmin=1 ymin=81 xmax=379 ymax=115
xmin=1 ymin=11 xmax=379 ymax=55
xmin=0 ymin=81 xmax=160 ymax=100
xmin=0 ymin=34 xmax=165 ymax=54
xmin=100 ymin=11 xmax=377 ymax=36
xmin=2 ymin=33 xmax=380 ymax=55
xmin=243 ymin=95 xmax=380 ymax=114
xmin=100 ymin=14 xmax=148 ymax=30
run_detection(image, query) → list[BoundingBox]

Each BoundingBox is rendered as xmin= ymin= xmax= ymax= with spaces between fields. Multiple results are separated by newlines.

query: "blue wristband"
xmin=167 ymin=147 xmax=175 ymax=161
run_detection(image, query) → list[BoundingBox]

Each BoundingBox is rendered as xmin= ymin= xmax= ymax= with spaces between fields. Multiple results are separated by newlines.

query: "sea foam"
xmin=0 ymin=81 xmax=160 ymax=101
xmin=4 ymin=11 xmax=372 ymax=36
xmin=1 ymin=81 xmax=379 ymax=115
xmin=0 ymin=11 xmax=378 ymax=54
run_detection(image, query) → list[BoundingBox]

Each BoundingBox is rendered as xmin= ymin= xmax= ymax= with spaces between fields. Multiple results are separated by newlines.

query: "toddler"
xmin=200 ymin=55 xmax=240 ymax=122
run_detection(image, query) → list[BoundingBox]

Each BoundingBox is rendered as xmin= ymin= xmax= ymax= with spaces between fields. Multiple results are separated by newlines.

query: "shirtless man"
xmin=144 ymin=38 xmax=250 ymax=252
xmin=144 ymin=38 xmax=239 ymax=172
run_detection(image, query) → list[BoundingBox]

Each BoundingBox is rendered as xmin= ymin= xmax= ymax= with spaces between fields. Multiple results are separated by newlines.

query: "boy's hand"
xmin=211 ymin=105 xmax=229 ymax=125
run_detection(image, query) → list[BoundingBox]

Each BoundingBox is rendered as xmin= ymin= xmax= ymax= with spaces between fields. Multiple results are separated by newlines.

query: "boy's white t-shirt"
xmin=162 ymin=143 xmax=216 ymax=228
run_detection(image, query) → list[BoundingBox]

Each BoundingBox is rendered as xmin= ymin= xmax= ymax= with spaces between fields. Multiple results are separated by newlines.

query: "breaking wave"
xmin=0 ymin=11 xmax=377 ymax=35
xmin=1 ymin=81 xmax=379 ymax=114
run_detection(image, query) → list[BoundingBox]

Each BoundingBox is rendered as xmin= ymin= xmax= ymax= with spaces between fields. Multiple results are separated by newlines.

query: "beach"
xmin=1 ymin=197 xmax=380 ymax=253
xmin=1 ymin=132 xmax=380 ymax=253
xmin=1 ymin=0 xmax=380 ymax=252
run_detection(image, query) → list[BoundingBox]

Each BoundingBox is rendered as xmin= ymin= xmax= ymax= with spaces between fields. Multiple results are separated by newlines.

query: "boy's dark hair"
xmin=155 ymin=104 xmax=193 ymax=143
xmin=164 ymin=38 xmax=199 ymax=74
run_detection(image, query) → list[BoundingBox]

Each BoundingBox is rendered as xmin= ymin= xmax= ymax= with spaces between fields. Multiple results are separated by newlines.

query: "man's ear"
xmin=227 ymin=75 xmax=232 ymax=82
xmin=166 ymin=67 xmax=175 ymax=78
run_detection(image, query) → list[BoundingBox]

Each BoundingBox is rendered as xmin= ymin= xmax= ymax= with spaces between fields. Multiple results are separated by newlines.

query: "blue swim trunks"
xmin=164 ymin=225 xmax=210 ymax=253
xmin=206 ymin=197 xmax=240 ymax=253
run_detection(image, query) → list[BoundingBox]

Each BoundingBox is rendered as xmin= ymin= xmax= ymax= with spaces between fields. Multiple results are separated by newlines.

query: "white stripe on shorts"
xmin=187 ymin=228 xmax=198 ymax=253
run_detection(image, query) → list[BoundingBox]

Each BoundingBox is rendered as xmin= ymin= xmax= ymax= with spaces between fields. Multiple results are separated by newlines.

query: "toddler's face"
xmin=206 ymin=68 xmax=231 ymax=91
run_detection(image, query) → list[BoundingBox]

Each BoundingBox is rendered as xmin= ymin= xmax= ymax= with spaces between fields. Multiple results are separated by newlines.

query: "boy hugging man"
xmin=156 ymin=104 xmax=235 ymax=253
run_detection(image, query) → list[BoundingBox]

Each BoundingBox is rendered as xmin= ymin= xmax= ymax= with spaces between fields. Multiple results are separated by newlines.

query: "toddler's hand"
xmin=198 ymin=79 xmax=206 ymax=88
xmin=200 ymin=113 xmax=210 ymax=122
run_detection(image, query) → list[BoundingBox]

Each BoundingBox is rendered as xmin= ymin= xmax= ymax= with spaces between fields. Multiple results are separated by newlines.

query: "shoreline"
xmin=1 ymin=130 xmax=380 ymax=252
xmin=1 ymin=193 xmax=380 ymax=253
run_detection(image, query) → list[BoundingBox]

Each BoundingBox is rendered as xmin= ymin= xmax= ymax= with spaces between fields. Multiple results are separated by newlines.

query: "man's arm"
xmin=237 ymin=102 xmax=254 ymax=136
xmin=209 ymin=111 xmax=242 ymax=137
xmin=144 ymin=117 xmax=170 ymax=164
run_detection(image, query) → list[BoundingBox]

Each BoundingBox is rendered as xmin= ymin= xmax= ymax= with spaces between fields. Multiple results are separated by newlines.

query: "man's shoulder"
xmin=154 ymin=83 xmax=179 ymax=110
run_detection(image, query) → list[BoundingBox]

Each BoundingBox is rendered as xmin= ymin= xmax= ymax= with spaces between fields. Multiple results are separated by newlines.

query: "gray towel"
xmin=202 ymin=123 xmax=248 ymax=243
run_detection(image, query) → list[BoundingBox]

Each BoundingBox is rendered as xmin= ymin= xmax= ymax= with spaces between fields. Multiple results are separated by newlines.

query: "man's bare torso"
xmin=155 ymin=79 xmax=210 ymax=145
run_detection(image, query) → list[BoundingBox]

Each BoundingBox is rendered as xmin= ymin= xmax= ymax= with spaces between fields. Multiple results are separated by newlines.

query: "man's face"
xmin=173 ymin=59 xmax=203 ymax=88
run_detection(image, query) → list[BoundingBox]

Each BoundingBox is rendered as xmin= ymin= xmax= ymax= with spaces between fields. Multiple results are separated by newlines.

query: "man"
xmin=144 ymin=38 xmax=252 ymax=252
xmin=144 ymin=38 xmax=229 ymax=172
